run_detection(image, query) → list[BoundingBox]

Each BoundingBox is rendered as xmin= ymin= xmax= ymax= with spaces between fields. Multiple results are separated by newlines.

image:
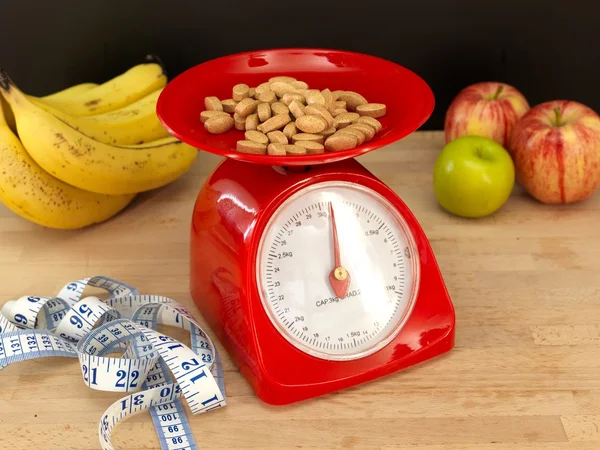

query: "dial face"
xmin=256 ymin=181 xmax=420 ymax=361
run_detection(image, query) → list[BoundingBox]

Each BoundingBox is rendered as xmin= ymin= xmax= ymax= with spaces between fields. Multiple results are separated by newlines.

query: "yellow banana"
xmin=0 ymin=93 xmax=135 ymax=230
xmin=29 ymin=88 xmax=170 ymax=145
xmin=0 ymin=72 xmax=197 ymax=196
xmin=40 ymin=82 xmax=99 ymax=102
xmin=34 ymin=55 xmax=167 ymax=116
xmin=1 ymin=94 xmax=15 ymax=133
xmin=1 ymin=82 xmax=99 ymax=134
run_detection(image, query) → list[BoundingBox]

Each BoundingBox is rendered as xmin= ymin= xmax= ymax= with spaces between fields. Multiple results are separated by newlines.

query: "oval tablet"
xmin=295 ymin=114 xmax=328 ymax=134
xmin=333 ymin=112 xmax=360 ymax=129
xmin=245 ymin=130 xmax=269 ymax=145
xmin=232 ymin=84 xmax=250 ymax=101
xmin=257 ymin=103 xmax=272 ymax=122
xmin=245 ymin=113 xmax=259 ymax=131
xmin=283 ymin=122 xmax=297 ymax=139
xmin=306 ymin=91 xmax=325 ymax=106
xmin=321 ymin=89 xmax=334 ymax=109
xmin=267 ymin=143 xmax=287 ymax=156
xmin=320 ymin=127 xmax=337 ymax=137
xmin=357 ymin=116 xmax=382 ymax=133
xmin=269 ymin=76 xmax=296 ymax=83
xmin=200 ymin=110 xmax=229 ymax=123
xmin=304 ymin=104 xmax=334 ymax=127
xmin=331 ymin=108 xmax=348 ymax=117
xmin=331 ymin=90 xmax=344 ymax=100
xmin=220 ymin=99 xmax=238 ymax=113
xmin=258 ymin=90 xmax=277 ymax=104
xmin=266 ymin=130 xmax=288 ymax=144
xmin=281 ymin=93 xmax=305 ymax=106
xmin=338 ymin=127 xmax=365 ymax=145
xmin=256 ymin=113 xmax=292 ymax=133
xmin=235 ymin=98 xmax=259 ymax=117
xmin=356 ymin=103 xmax=387 ymax=118
xmin=236 ymin=140 xmax=267 ymax=154
xmin=204 ymin=115 xmax=234 ymax=134
xmin=271 ymin=81 xmax=297 ymax=97
xmin=325 ymin=132 xmax=358 ymax=151
xmin=271 ymin=102 xmax=289 ymax=115
xmin=291 ymin=133 xmax=325 ymax=144
xmin=204 ymin=96 xmax=223 ymax=111
xmin=290 ymin=81 xmax=309 ymax=90
xmin=338 ymin=91 xmax=368 ymax=111
xmin=285 ymin=144 xmax=307 ymax=155
xmin=347 ymin=123 xmax=376 ymax=140
xmin=255 ymin=82 xmax=272 ymax=95
xmin=234 ymin=113 xmax=246 ymax=130
xmin=288 ymin=100 xmax=305 ymax=119
xmin=294 ymin=140 xmax=325 ymax=154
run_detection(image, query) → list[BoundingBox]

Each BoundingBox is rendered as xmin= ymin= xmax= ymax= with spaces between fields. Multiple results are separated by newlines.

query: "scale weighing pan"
xmin=156 ymin=48 xmax=455 ymax=406
xmin=156 ymin=48 xmax=435 ymax=165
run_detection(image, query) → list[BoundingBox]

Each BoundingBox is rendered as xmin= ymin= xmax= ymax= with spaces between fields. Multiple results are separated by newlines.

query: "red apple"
xmin=444 ymin=82 xmax=530 ymax=147
xmin=507 ymin=100 xmax=600 ymax=204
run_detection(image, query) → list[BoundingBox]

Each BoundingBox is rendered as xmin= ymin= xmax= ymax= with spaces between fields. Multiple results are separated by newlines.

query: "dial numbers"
xmin=257 ymin=182 xmax=419 ymax=361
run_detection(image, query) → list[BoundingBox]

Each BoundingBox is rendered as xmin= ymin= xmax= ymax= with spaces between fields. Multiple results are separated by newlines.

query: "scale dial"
xmin=256 ymin=181 xmax=420 ymax=361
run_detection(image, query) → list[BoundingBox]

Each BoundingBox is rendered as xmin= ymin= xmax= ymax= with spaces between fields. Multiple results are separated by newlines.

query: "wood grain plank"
xmin=531 ymin=325 xmax=600 ymax=346
xmin=110 ymin=416 xmax=567 ymax=446
xmin=382 ymin=445 xmax=600 ymax=450
xmin=573 ymin=390 xmax=600 ymax=414
xmin=0 ymin=390 xmax=579 ymax=424
xmin=561 ymin=415 xmax=600 ymax=441
xmin=455 ymin=324 xmax=536 ymax=348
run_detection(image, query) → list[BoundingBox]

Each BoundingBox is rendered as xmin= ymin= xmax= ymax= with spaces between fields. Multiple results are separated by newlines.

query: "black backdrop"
xmin=2 ymin=0 xmax=598 ymax=129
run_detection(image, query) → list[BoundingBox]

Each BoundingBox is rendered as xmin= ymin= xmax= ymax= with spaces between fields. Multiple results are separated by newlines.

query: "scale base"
xmin=190 ymin=157 xmax=455 ymax=405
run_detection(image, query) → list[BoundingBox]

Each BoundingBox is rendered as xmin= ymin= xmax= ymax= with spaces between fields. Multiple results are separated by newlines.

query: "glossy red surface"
xmin=156 ymin=48 xmax=435 ymax=166
xmin=191 ymin=158 xmax=455 ymax=405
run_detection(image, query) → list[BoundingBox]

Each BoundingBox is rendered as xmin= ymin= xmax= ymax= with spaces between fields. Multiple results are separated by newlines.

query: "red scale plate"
xmin=157 ymin=48 xmax=435 ymax=165
xmin=157 ymin=48 xmax=455 ymax=405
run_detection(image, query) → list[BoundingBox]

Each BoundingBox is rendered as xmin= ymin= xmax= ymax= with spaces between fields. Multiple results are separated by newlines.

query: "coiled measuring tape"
xmin=0 ymin=275 xmax=226 ymax=450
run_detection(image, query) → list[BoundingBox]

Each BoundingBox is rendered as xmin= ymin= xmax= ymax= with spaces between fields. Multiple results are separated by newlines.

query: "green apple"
xmin=433 ymin=135 xmax=515 ymax=218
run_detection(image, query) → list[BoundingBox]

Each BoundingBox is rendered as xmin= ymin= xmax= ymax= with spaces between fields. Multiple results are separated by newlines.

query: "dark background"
xmin=2 ymin=0 xmax=598 ymax=129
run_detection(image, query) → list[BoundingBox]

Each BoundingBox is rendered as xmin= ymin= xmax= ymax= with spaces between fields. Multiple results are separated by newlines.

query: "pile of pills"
xmin=200 ymin=76 xmax=386 ymax=156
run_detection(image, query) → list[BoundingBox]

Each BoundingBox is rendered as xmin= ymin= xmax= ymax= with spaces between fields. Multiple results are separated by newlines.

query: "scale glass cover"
xmin=157 ymin=48 xmax=455 ymax=405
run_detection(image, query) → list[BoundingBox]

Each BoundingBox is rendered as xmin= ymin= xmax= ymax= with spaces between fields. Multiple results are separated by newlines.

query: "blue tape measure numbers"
xmin=0 ymin=276 xmax=227 ymax=450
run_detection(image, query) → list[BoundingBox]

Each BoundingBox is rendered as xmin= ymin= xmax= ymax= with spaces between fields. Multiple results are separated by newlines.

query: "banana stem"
xmin=0 ymin=96 xmax=7 ymax=127
xmin=0 ymin=73 xmax=29 ymax=109
xmin=0 ymin=69 xmax=11 ymax=92
xmin=144 ymin=54 xmax=167 ymax=77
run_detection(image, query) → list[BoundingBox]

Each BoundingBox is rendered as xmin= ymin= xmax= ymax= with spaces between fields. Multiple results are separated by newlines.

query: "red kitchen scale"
xmin=156 ymin=48 xmax=455 ymax=405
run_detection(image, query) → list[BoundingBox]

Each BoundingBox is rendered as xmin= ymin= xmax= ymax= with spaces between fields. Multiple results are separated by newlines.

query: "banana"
xmin=1 ymin=82 xmax=100 ymax=135
xmin=35 ymin=55 xmax=167 ymax=116
xmin=29 ymin=88 xmax=170 ymax=145
xmin=40 ymin=82 xmax=99 ymax=102
xmin=0 ymin=93 xmax=136 ymax=230
xmin=3 ymin=82 xmax=105 ymax=135
xmin=0 ymin=71 xmax=197 ymax=196
xmin=0 ymin=94 xmax=15 ymax=133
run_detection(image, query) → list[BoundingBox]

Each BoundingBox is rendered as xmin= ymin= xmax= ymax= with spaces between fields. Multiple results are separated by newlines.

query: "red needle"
xmin=328 ymin=202 xmax=351 ymax=299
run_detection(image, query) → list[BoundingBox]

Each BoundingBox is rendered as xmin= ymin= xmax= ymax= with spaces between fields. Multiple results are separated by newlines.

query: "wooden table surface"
xmin=1 ymin=130 xmax=599 ymax=450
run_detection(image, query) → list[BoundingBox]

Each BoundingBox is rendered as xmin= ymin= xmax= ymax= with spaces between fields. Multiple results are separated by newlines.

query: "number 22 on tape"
xmin=0 ymin=276 xmax=227 ymax=450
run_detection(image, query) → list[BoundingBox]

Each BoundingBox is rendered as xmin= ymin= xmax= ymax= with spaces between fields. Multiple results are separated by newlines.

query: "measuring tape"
xmin=0 ymin=276 xmax=227 ymax=450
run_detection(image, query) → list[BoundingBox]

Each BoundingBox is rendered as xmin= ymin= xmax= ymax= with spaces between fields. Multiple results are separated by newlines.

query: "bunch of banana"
xmin=0 ymin=56 xmax=198 ymax=229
